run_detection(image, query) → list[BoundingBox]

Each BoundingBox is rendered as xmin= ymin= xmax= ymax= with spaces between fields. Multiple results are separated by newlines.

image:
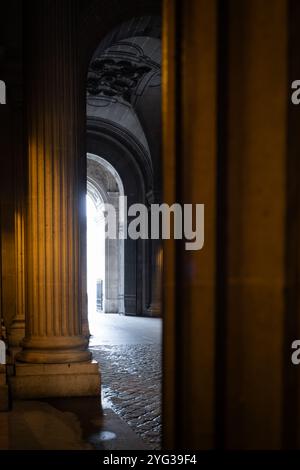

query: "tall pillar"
xmin=8 ymin=143 xmax=26 ymax=351
xmin=10 ymin=0 xmax=100 ymax=398
xmin=225 ymin=0 xmax=287 ymax=449
xmin=153 ymin=241 xmax=163 ymax=316
xmin=105 ymin=192 xmax=122 ymax=313
xmin=148 ymin=239 xmax=162 ymax=317
xmin=7 ymin=202 xmax=26 ymax=354
xmin=162 ymin=0 xmax=217 ymax=449
xmin=146 ymin=191 xmax=162 ymax=317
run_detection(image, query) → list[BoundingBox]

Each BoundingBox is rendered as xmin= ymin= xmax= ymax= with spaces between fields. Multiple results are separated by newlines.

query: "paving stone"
xmin=90 ymin=344 xmax=162 ymax=449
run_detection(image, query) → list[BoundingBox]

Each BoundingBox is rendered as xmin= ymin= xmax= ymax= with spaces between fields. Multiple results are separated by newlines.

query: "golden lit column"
xmin=17 ymin=0 xmax=90 ymax=364
xmin=8 ymin=200 xmax=26 ymax=350
xmin=9 ymin=121 xmax=26 ymax=351
xmin=10 ymin=0 xmax=100 ymax=398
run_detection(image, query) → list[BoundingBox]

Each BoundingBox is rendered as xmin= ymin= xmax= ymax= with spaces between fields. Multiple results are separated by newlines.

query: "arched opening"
xmin=87 ymin=153 xmax=125 ymax=323
xmin=86 ymin=15 xmax=162 ymax=449
xmin=86 ymin=18 xmax=162 ymax=317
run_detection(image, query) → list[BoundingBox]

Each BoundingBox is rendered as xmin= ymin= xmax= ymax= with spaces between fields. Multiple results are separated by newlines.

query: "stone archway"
xmin=86 ymin=18 xmax=162 ymax=317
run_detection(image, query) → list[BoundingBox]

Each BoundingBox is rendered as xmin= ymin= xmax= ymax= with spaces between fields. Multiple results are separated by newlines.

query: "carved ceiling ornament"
xmin=87 ymin=41 xmax=158 ymax=104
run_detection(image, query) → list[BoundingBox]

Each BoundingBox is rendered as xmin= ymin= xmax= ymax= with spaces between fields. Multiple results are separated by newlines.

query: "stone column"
xmin=148 ymin=240 xmax=162 ymax=317
xmin=11 ymin=0 xmax=100 ymax=398
xmin=7 ymin=205 xmax=26 ymax=357
xmin=147 ymin=191 xmax=162 ymax=317
xmin=105 ymin=192 xmax=122 ymax=313
xmin=8 ymin=153 xmax=26 ymax=351
xmin=162 ymin=0 xmax=217 ymax=448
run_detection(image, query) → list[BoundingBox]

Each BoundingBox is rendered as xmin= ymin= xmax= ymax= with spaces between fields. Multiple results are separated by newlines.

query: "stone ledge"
xmin=9 ymin=361 xmax=101 ymax=400
xmin=13 ymin=360 xmax=99 ymax=376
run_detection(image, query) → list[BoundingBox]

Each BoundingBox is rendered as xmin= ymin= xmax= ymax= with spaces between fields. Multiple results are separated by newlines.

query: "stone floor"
xmin=0 ymin=400 xmax=91 ymax=450
xmin=0 ymin=398 xmax=148 ymax=450
xmin=89 ymin=313 xmax=162 ymax=450
xmin=0 ymin=314 xmax=162 ymax=450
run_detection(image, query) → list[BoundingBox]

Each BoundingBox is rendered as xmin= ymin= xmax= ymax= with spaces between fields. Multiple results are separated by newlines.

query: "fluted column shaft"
xmin=18 ymin=0 xmax=90 ymax=363
xmin=9 ymin=109 xmax=26 ymax=348
xmin=9 ymin=197 xmax=26 ymax=347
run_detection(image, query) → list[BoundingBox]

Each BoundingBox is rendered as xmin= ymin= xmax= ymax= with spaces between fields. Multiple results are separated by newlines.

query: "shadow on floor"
xmin=0 ymin=398 xmax=149 ymax=450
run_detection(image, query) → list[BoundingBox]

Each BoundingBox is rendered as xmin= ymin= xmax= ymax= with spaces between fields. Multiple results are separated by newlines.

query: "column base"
xmin=8 ymin=346 xmax=22 ymax=364
xmin=105 ymin=299 xmax=119 ymax=314
xmin=81 ymin=319 xmax=91 ymax=339
xmin=8 ymin=319 xmax=25 ymax=347
xmin=9 ymin=361 xmax=101 ymax=399
xmin=147 ymin=304 xmax=161 ymax=317
xmin=16 ymin=335 xmax=92 ymax=363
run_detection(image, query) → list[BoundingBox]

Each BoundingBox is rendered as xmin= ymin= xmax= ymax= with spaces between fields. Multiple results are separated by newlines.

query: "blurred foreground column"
xmin=163 ymin=0 xmax=293 ymax=451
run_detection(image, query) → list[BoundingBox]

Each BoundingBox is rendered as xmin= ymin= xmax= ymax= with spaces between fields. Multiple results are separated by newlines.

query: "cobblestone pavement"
xmin=90 ymin=343 xmax=162 ymax=449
